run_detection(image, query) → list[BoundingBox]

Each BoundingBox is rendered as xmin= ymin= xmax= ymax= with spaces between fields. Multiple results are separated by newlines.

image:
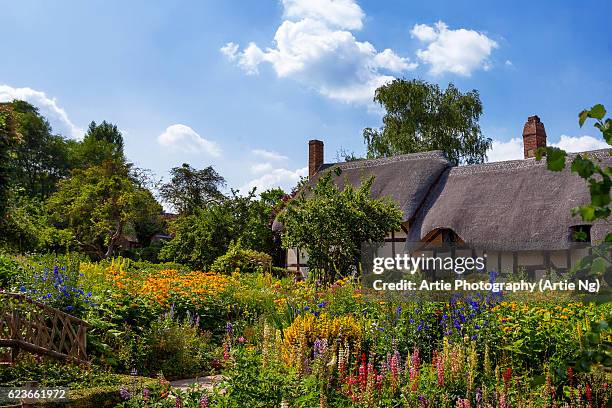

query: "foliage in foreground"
xmin=2 ymin=253 xmax=611 ymax=407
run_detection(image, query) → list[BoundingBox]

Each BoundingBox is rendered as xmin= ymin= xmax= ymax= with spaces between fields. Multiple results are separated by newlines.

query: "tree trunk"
xmin=104 ymin=222 xmax=124 ymax=258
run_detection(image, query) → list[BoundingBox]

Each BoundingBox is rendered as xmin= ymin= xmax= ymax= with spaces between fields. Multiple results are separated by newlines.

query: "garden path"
xmin=170 ymin=375 xmax=224 ymax=392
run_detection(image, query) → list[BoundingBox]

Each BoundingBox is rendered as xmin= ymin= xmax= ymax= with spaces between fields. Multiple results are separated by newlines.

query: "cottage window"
xmin=569 ymin=225 xmax=591 ymax=243
xmin=440 ymin=228 xmax=459 ymax=244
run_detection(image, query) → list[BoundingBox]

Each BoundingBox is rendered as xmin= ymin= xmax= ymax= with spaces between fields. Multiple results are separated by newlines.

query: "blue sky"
xmin=1 ymin=0 xmax=611 ymax=197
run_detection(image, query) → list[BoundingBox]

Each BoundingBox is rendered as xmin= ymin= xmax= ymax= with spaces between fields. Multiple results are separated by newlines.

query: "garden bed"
xmin=1 ymin=255 xmax=610 ymax=407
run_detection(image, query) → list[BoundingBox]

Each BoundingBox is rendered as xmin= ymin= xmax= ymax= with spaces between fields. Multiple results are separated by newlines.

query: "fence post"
xmin=20 ymin=381 xmax=38 ymax=408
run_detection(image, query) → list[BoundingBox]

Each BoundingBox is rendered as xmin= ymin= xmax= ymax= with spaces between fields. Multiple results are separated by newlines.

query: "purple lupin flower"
xmin=313 ymin=338 xmax=322 ymax=359
xmin=119 ymin=387 xmax=132 ymax=401
xmin=200 ymin=394 xmax=209 ymax=408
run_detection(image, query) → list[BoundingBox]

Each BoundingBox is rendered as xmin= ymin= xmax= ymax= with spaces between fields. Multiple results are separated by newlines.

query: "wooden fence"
xmin=0 ymin=292 xmax=89 ymax=363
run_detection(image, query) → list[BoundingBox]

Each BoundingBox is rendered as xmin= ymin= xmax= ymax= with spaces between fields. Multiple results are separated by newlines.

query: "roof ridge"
xmin=451 ymin=148 xmax=610 ymax=176
xmin=330 ymin=150 xmax=448 ymax=171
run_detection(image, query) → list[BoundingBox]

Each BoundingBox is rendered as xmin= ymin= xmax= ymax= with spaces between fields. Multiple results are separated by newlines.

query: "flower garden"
xmin=1 ymin=254 xmax=610 ymax=408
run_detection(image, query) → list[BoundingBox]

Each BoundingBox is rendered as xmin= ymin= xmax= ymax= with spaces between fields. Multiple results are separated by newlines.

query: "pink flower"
xmin=436 ymin=355 xmax=444 ymax=387
xmin=410 ymin=348 xmax=421 ymax=392
xmin=223 ymin=342 xmax=230 ymax=361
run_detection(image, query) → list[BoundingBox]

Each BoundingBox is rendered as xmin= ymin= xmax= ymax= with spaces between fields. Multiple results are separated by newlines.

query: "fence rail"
xmin=0 ymin=292 xmax=89 ymax=363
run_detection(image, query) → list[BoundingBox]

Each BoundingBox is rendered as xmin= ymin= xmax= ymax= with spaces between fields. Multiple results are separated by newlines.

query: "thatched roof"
xmin=406 ymin=149 xmax=612 ymax=251
xmin=308 ymin=151 xmax=451 ymax=222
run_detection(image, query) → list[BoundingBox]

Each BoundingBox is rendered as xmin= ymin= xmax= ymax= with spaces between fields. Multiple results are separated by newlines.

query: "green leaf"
xmin=570 ymin=155 xmax=596 ymax=178
xmin=575 ymin=205 xmax=596 ymax=221
xmin=579 ymin=110 xmax=589 ymax=127
xmin=545 ymin=147 xmax=567 ymax=171
xmin=603 ymin=126 xmax=612 ymax=145
xmin=572 ymin=230 xmax=588 ymax=242
xmin=589 ymin=104 xmax=606 ymax=120
xmin=605 ymin=232 xmax=612 ymax=243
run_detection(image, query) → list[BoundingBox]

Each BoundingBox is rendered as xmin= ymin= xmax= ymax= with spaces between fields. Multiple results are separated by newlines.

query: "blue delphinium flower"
xmin=489 ymin=270 xmax=498 ymax=283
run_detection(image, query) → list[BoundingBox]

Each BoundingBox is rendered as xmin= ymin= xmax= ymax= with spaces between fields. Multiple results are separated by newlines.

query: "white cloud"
xmin=373 ymin=48 xmax=414 ymax=72
xmin=505 ymin=60 xmax=513 ymax=67
xmin=222 ymin=0 xmax=416 ymax=104
xmin=411 ymin=21 xmax=498 ymax=76
xmin=282 ymin=0 xmax=365 ymax=30
xmin=552 ymin=135 xmax=609 ymax=152
xmin=157 ymin=124 xmax=221 ymax=156
xmin=0 ymin=84 xmax=83 ymax=138
xmin=241 ymin=166 xmax=308 ymax=193
xmin=251 ymin=162 xmax=274 ymax=174
xmin=220 ymin=42 xmax=239 ymax=61
xmin=410 ymin=23 xmax=438 ymax=42
xmin=487 ymin=135 xmax=609 ymax=163
xmin=252 ymin=148 xmax=289 ymax=161
xmin=487 ymin=137 xmax=523 ymax=162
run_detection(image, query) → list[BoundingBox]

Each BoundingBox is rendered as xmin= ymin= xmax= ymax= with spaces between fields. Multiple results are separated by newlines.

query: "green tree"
xmin=4 ymin=100 xmax=72 ymax=198
xmin=0 ymin=104 xmax=17 ymax=218
xmin=160 ymin=189 xmax=282 ymax=270
xmin=279 ymin=171 xmax=402 ymax=282
xmin=363 ymin=79 xmax=491 ymax=165
xmin=47 ymin=160 xmax=163 ymax=258
xmin=159 ymin=163 xmax=226 ymax=214
xmin=0 ymin=190 xmax=73 ymax=252
xmin=84 ymin=120 xmax=124 ymax=151
xmin=70 ymin=120 xmax=125 ymax=168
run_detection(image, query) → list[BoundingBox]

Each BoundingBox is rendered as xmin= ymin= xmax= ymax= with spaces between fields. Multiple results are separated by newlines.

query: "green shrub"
xmin=126 ymin=240 xmax=165 ymax=263
xmin=0 ymin=253 xmax=19 ymax=289
xmin=40 ymin=376 xmax=158 ymax=408
xmin=215 ymin=347 xmax=293 ymax=408
xmin=210 ymin=242 xmax=272 ymax=274
xmin=114 ymin=312 xmax=213 ymax=380
xmin=0 ymin=359 xmax=137 ymax=389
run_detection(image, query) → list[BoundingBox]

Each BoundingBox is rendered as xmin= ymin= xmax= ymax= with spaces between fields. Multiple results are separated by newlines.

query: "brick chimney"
xmin=308 ymin=140 xmax=324 ymax=178
xmin=523 ymin=115 xmax=547 ymax=159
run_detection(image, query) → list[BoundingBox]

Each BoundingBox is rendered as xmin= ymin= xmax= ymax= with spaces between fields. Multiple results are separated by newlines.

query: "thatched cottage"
xmin=279 ymin=116 xmax=611 ymax=277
